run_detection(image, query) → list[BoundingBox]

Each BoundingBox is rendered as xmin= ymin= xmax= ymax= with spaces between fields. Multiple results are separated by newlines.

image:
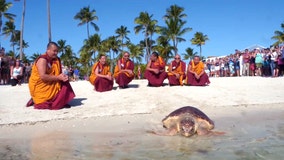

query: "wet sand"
xmin=0 ymin=77 xmax=284 ymax=159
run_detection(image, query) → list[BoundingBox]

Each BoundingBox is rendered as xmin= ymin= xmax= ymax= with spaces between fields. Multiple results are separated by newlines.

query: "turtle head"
xmin=179 ymin=118 xmax=196 ymax=137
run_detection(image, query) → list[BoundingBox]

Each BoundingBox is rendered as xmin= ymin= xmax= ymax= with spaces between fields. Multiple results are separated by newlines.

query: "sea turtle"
xmin=159 ymin=106 xmax=217 ymax=137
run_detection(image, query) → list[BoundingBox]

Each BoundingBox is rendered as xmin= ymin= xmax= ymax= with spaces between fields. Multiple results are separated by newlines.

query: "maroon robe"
xmin=168 ymin=60 xmax=186 ymax=86
xmin=32 ymin=81 xmax=75 ymax=110
xmin=114 ymin=59 xmax=134 ymax=87
xmin=186 ymin=72 xmax=210 ymax=86
xmin=94 ymin=77 xmax=114 ymax=92
xmin=144 ymin=58 xmax=168 ymax=87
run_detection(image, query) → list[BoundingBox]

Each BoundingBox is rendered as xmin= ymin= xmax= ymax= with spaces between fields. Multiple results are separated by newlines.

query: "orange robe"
xmin=167 ymin=60 xmax=186 ymax=86
xmin=89 ymin=62 xmax=113 ymax=92
xmin=144 ymin=56 xmax=168 ymax=87
xmin=114 ymin=58 xmax=134 ymax=87
xmin=186 ymin=60 xmax=210 ymax=86
xmin=28 ymin=54 xmax=75 ymax=110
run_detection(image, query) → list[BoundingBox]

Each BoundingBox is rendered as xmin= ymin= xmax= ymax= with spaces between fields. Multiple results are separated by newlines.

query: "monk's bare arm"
xmin=117 ymin=60 xmax=121 ymax=72
xmin=36 ymin=58 xmax=68 ymax=82
xmin=187 ymin=65 xmax=195 ymax=74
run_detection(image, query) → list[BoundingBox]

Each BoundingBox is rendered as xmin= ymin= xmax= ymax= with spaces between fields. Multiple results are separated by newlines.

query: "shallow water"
xmin=0 ymin=106 xmax=284 ymax=160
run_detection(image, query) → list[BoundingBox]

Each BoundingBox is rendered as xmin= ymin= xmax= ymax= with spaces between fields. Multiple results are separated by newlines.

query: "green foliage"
xmin=133 ymin=63 xmax=146 ymax=79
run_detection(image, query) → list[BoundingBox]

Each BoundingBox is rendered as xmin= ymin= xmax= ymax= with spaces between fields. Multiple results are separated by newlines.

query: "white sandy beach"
xmin=0 ymin=77 xmax=284 ymax=159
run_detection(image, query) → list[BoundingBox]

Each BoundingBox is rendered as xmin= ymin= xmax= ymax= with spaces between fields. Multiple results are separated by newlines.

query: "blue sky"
xmin=2 ymin=0 xmax=284 ymax=61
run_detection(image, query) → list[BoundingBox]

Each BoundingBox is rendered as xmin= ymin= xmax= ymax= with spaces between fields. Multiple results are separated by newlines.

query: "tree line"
xmin=0 ymin=0 xmax=283 ymax=77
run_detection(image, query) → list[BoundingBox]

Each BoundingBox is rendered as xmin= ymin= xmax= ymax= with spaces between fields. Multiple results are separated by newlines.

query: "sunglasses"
xmin=175 ymin=58 xmax=180 ymax=60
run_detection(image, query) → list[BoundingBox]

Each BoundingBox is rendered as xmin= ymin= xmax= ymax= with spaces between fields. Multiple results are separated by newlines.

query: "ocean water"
xmin=0 ymin=106 xmax=283 ymax=160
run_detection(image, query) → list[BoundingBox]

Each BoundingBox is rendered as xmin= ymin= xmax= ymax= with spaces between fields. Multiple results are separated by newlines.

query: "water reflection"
xmin=0 ymin=109 xmax=284 ymax=160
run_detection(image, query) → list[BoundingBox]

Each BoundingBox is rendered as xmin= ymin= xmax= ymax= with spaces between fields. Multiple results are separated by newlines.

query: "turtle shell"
xmin=162 ymin=106 xmax=214 ymax=131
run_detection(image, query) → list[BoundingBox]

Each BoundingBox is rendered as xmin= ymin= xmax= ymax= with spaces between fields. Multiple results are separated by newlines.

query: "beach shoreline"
xmin=0 ymin=77 xmax=284 ymax=159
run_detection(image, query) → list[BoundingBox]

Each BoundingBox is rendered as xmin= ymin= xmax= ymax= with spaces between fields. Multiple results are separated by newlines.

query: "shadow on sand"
xmin=69 ymin=98 xmax=87 ymax=107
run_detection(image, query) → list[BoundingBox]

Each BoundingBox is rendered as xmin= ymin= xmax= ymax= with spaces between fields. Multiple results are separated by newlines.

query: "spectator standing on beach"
xmin=144 ymin=52 xmax=168 ymax=87
xmin=186 ymin=56 xmax=210 ymax=86
xmin=277 ymin=45 xmax=284 ymax=76
xmin=73 ymin=67 xmax=79 ymax=81
xmin=167 ymin=54 xmax=186 ymax=86
xmin=270 ymin=48 xmax=278 ymax=77
xmin=206 ymin=59 xmax=211 ymax=76
xmin=234 ymin=55 xmax=240 ymax=77
xmin=237 ymin=50 xmax=243 ymax=76
xmin=242 ymin=49 xmax=250 ymax=76
xmin=10 ymin=59 xmax=23 ymax=86
xmin=228 ymin=56 xmax=235 ymax=77
xmin=254 ymin=48 xmax=264 ymax=76
xmin=249 ymin=51 xmax=256 ymax=76
xmin=113 ymin=51 xmax=135 ymax=88
xmin=0 ymin=53 xmax=10 ymax=85
xmin=220 ymin=57 xmax=226 ymax=77
xmin=89 ymin=54 xmax=113 ymax=92
xmin=215 ymin=58 xmax=220 ymax=77
xmin=24 ymin=62 xmax=32 ymax=83
xmin=26 ymin=41 xmax=75 ymax=110
xmin=210 ymin=59 xmax=215 ymax=77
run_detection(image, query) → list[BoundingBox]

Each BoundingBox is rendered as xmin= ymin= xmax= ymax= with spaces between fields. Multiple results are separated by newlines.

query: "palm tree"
xmin=16 ymin=39 xmax=28 ymax=55
xmin=60 ymin=46 xmax=78 ymax=67
xmin=190 ymin=32 xmax=209 ymax=57
xmin=30 ymin=52 xmax=41 ymax=62
xmin=134 ymin=11 xmax=158 ymax=61
xmin=162 ymin=5 xmax=192 ymax=55
xmin=74 ymin=6 xmax=99 ymax=38
xmin=271 ymin=23 xmax=284 ymax=46
xmin=182 ymin=47 xmax=198 ymax=61
xmin=80 ymin=33 xmax=101 ymax=74
xmin=57 ymin=39 xmax=70 ymax=57
xmin=128 ymin=43 xmax=144 ymax=65
xmin=152 ymin=36 xmax=174 ymax=64
xmin=164 ymin=4 xmax=187 ymax=24
xmin=115 ymin=25 xmax=130 ymax=52
xmin=101 ymin=36 xmax=120 ymax=73
xmin=14 ymin=0 xmax=26 ymax=60
xmin=2 ymin=20 xmax=16 ymax=52
xmin=0 ymin=0 xmax=15 ymax=47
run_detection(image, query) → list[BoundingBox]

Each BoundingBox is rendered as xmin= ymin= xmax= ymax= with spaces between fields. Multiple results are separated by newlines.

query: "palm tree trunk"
xmin=173 ymin=38 xmax=178 ymax=55
xmin=199 ymin=45 xmax=202 ymax=57
xmin=47 ymin=0 xmax=52 ymax=42
xmin=87 ymin=22 xmax=90 ymax=38
xmin=145 ymin=35 xmax=149 ymax=61
xmin=20 ymin=0 xmax=26 ymax=60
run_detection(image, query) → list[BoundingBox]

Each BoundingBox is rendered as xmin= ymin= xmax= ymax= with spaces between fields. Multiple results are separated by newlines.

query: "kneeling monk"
xmin=167 ymin=54 xmax=186 ymax=86
xmin=114 ymin=51 xmax=134 ymax=88
xmin=144 ymin=52 xmax=168 ymax=87
xmin=186 ymin=56 xmax=210 ymax=86
xmin=89 ymin=54 xmax=113 ymax=92
xmin=26 ymin=42 xmax=75 ymax=110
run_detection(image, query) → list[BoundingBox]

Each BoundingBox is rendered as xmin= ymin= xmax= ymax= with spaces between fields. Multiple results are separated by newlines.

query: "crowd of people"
xmin=1 ymin=41 xmax=283 ymax=110
xmin=204 ymin=45 xmax=284 ymax=78
xmin=0 ymin=48 xmax=32 ymax=86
